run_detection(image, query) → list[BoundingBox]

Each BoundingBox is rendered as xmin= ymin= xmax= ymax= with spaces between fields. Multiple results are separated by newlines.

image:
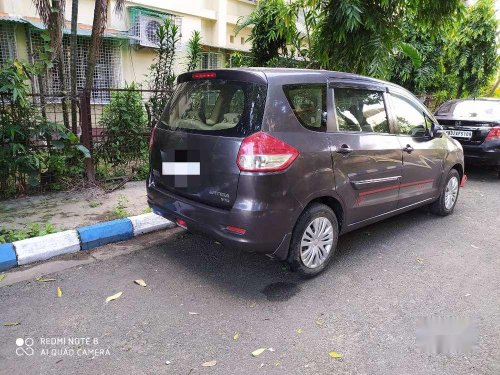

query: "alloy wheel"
xmin=300 ymin=217 xmax=334 ymax=269
xmin=444 ymin=176 xmax=459 ymax=210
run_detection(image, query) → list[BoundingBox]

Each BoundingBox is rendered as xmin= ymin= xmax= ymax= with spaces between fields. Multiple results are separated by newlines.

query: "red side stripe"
xmin=359 ymin=178 xmax=434 ymax=197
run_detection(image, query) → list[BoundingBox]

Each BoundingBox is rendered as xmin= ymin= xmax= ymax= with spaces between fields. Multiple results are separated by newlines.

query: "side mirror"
xmin=432 ymin=123 xmax=444 ymax=138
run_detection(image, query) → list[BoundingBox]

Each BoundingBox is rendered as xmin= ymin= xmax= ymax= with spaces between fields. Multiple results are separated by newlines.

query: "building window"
xmin=29 ymin=31 xmax=121 ymax=102
xmin=230 ymin=35 xmax=235 ymax=43
xmin=0 ymin=23 xmax=17 ymax=66
xmin=199 ymin=52 xmax=223 ymax=70
xmin=240 ymin=37 xmax=245 ymax=45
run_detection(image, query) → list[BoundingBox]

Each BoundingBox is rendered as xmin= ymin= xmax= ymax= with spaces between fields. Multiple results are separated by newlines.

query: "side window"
xmin=283 ymin=84 xmax=327 ymax=132
xmin=334 ymin=88 xmax=389 ymax=133
xmin=391 ymin=94 xmax=428 ymax=137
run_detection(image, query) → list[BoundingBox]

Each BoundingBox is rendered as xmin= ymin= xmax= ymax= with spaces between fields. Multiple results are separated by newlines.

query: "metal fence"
xmin=1 ymin=88 xmax=160 ymax=195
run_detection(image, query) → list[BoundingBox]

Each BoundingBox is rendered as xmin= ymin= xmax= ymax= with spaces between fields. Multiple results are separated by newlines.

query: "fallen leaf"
xmin=470 ymin=245 xmax=479 ymax=249
xmin=105 ymin=291 xmax=122 ymax=303
xmin=259 ymin=363 xmax=265 ymax=368
xmin=416 ymin=257 xmax=424 ymax=264
xmin=252 ymin=348 xmax=267 ymax=357
xmin=201 ymin=360 xmax=217 ymax=367
xmin=36 ymin=277 xmax=56 ymax=282
xmin=315 ymin=319 xmax=324 ymax=326
xmin=165 ymin=361 xmax=171 ymax=365
xmin=295 ymin=328 xmax=303 ymax=334
xmin=329 ymin=351 xmax=343 ymax=359
xmin=465 ymin=293 xmax=471 ymax=297
xmin=0 ymin=274 xmax=6 ymax=282
xmin=233 ymin=332 xmax=240 ymax=341
xmin=268 ymin=348 xmax=275 ymax=352
xmin=3 ymin=322 xmax=20 ymax=326
xmin=275 ymin=361 xmax=281 ymax=367
xmin=56 ymin=287 xmax=63 ymax=298
xmin=134 ymin=279 xmax=147 ymax=287
xmin=188 ymin=312 xmax=199 ymax=315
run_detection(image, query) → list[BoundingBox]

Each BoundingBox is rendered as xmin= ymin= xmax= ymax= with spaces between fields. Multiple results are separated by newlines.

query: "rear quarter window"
xmin=283 ymin=84 xmax=327 ymax=132
xmin=159 ymin=79 xmax=267 ymax=137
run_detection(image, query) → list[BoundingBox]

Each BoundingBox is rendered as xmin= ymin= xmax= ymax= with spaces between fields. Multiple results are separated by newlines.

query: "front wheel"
xmin=287 ymin=203 xmax=339 ymax=277
xmin=429 ymin=169 xmax=460 ymax=216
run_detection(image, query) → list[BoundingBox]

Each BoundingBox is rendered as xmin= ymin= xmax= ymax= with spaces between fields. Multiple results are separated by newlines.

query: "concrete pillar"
xmin=216 ymin=0 xmax=228 ymax=48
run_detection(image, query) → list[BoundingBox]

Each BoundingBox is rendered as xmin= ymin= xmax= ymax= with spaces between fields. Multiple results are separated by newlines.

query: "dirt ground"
xmin=0 ymin=181 xmax=149 ymax=231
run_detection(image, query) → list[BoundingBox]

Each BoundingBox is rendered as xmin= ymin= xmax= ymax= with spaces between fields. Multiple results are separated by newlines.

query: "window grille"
xmin=0 ymin=23 xmax=17 ymax=66
xmin=199 ymin=52 xmax=223 ymax=70
xmin=29 ymin=31 xmax=121 ymax=102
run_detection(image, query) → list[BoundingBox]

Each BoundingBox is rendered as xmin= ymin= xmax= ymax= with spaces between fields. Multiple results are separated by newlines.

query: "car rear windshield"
xmin=158 ymin=79 xmax=267 ymax=137
xmin=436 ymin=100 xmax=500 ymax=119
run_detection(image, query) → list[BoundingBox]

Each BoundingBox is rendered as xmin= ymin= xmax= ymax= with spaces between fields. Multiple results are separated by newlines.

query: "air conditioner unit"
xmin=138 ymin=14 xmax=162 ymax=48
xmin=129 ymin=8 xmax=182 ymax=49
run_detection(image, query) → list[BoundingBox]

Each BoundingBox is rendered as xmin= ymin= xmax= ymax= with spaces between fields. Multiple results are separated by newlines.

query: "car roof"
xmin=238 ymin=67 xmax=391 ymax=85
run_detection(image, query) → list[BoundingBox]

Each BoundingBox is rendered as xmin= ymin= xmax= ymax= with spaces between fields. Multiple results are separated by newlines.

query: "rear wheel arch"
xmin=302 ymin=196 xmax=344 ymax=232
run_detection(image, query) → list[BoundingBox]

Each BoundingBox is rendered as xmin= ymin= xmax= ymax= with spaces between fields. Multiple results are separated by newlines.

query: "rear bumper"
xmin=147 ymin=180 xmax=298 ymax=260
xmin=463 ymin=141 xmax=500 ymax=167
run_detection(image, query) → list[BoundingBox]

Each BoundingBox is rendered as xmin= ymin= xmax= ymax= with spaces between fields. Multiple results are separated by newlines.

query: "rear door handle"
xmin=403 ymin=144 xmax=414 ymax=153
xmin=336 ymin=144 xmax=353 ymax=155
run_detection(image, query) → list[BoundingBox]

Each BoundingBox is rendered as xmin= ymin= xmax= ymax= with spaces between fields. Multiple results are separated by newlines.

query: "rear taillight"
xmin=485 ymin=126 xmax=500 ymax=141
xmin=149 ymin=126 xmax=156 ymax=150
xmin=237 ymin=132 xmax=300 ymax=172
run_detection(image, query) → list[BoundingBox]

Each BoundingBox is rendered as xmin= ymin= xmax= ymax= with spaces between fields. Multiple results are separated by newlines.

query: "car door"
xmin=327 ymin=80 xmax=403 ymax=225
xmin=387 ymin=91 xmax=445 ymax=208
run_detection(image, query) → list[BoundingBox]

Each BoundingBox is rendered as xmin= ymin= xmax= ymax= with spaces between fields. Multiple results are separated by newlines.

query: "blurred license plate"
xmin=445 ymin=130 xmax=472 ymax=139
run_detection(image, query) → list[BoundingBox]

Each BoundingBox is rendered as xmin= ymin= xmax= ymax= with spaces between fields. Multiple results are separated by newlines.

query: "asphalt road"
xmin=1 ymin=167 xmax=499 ymax=375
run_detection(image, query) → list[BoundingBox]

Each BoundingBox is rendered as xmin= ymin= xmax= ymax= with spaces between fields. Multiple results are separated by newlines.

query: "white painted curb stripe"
xmin=129 ymin=213 xmax=176 ymax=236
xmin=14 ymin=230 xmax=81 ymax=265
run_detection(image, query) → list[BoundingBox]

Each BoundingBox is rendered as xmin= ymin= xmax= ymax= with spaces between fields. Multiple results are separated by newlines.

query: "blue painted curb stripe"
xmin=77 ymin=218 xmax=133 ymax=251
xmin=0 ymin=243 xmax=17 ymax=271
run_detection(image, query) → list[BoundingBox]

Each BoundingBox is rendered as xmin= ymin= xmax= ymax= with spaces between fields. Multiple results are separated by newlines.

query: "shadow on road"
xmin=152 ymin=167 xmax=494 ymax=300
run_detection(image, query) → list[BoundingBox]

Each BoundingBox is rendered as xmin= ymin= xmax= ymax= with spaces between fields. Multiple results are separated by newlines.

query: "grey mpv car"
xmin=148 ymin=68 xmax=464 ymax=276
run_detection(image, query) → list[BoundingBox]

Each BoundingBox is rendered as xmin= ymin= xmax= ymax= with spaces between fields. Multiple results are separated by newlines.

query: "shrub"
xmin=95 ymin=83 xmax=148 ymax=167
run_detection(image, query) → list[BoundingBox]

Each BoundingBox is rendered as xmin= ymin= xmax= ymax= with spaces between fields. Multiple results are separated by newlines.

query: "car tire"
xmin=429 ymin=168 xmax=461 ymax=216
xmin=287 ymin=203 xmax=339 ymax=278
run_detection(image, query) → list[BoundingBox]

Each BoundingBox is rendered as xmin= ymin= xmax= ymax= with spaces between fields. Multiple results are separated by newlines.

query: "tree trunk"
xmin=51 ymin=0 xmax=70 ymax=130
xmin=85 ymin=0 xmax=107 ymax=91
xmin=70 ymin=0 xmax=79 ymax=134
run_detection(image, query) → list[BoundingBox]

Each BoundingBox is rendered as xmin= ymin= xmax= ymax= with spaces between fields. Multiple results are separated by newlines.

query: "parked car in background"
xmin=435 ymin=98 xmax=500 ymax=177
xmin=148 ymin=68 xmax=465 ymax=277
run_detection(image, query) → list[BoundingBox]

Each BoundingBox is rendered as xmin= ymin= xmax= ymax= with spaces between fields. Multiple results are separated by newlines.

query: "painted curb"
xmin=78 ymin=218 xmax=134 ymax=251
xmin=0 ymin=243 xmax=17 ymax=271
xmin=15 ymin=230 xmax=81 ymax=266
xmin=129 ymin=212 xmax=176 ymax=236
xmin=0 ymin=213 xmax=175 ymax=272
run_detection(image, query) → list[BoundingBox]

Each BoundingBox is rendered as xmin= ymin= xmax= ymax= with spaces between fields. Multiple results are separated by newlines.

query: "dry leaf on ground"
xmin=56 ymin=287 xmax=63 ymax=298
xmin=202 ymin=360 xmax=217 ymax=367
xmin=329 ymin=351 xmax=343 ymax=359
xmin=134 ymin=279 xmax=147 ymax=287
xmin=106 ymin=292 xmax=122 ymax=303
xmin=251 ymin=348 xmax=267 ymax=357
xmin=36 ymin=277 xmax=56 ymax=282
xmin=3 ymin=322 xmax=20 ymax=326
xmin=233 ymin=332 xmax=240 ymax=341
xmin=0 ymin=274 xmax=6 ymax=282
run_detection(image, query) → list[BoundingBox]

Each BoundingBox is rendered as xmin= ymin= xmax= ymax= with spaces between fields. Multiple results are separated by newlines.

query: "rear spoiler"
xmin=177 ymin=69 xmax=268 ymax=85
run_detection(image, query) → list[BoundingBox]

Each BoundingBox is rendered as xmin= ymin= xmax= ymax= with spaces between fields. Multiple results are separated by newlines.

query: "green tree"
xmin=235 ymin=0 xmax=295 ymax=66
xmin=448 ymin=0 xmax=499 ymax=97
xmin=314 ymin=0 xmax=463 ymax=78
xmin=186 ymin=30 xmax=202 ymax=72
xmin=148 ymin=18 xmax=180 ymax=124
